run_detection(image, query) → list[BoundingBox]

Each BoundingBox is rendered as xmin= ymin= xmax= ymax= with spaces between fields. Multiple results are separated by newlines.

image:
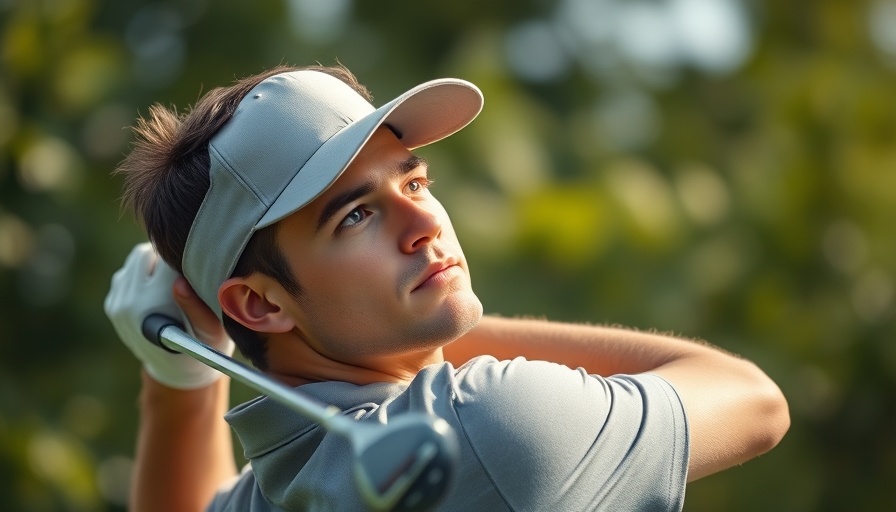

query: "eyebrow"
xmin=400 ymin=154 xmax=427 ymax=175
xmin=314 ymin=154 xmax=428 ymax=233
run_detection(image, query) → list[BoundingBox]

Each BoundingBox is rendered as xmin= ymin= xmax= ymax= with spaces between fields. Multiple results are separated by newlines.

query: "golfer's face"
xmin=274 ymin=127 xmax=482 ymax=363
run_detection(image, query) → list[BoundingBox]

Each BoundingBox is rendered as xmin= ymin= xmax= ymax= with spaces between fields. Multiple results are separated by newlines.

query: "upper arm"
xmin=454 ymin=358 xmax=689 ymax=510
xmin=449 ymin=316 xmax=790 ymax=483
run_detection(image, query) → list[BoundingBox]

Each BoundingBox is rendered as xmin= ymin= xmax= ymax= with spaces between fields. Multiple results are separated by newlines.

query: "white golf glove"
xmin=104 ymin=242 xmax=235 ymax=389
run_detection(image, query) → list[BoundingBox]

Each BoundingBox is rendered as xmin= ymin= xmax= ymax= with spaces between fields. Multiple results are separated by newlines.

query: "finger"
xmin=172 ymin=276 xmax=227 ymax=341
xmin=106 ymin=243 xmax=154 ymax=313
xmin=142 ymin=243 xmax=158 ymax=277
xmin=147 ymin=255 xmax=179 ymax=288
xmin=122 ymin=243 xmax=156 ymax=282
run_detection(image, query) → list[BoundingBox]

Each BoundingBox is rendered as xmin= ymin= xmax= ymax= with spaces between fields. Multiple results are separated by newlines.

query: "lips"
xmin=412 ymin=259 xmax=460 ymax=292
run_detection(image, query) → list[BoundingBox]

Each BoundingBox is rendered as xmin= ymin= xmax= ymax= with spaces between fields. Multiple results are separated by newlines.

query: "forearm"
xmin=131 ymin=372 xmax=237 ymax=512
xmin=446 ymin=315 xmax=697 ymax=376
xmin=447 ymin=315 xmax=790 ymax=481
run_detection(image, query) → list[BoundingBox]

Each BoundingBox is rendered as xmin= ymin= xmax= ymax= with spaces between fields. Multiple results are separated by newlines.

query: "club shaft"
xmin=142 ymin=314 xmax=453 ymax=511
xmin=155 ymin=322 xmax=356 ymax=435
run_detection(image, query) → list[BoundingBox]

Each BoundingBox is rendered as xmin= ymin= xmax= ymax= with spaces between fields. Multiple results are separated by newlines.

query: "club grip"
xmin=141 ymin=313 xmax=183 ymax=353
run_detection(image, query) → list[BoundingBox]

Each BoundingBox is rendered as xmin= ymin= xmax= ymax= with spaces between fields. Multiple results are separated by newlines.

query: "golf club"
xmin=142 ymin=313 xmax=458 ymax=512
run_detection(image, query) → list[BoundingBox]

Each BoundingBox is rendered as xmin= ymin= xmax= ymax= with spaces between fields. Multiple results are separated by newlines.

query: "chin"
xmin=425 ymin=291 xmax=483 ymax=343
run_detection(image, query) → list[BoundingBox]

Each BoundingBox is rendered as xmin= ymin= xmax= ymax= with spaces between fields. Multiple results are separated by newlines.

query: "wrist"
xmin=139 ymin=370 xmax=229 ymax=409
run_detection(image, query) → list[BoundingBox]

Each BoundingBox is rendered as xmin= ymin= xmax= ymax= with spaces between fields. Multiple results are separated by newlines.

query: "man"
xmin=105 ymin=64 xmax=789 ymax=511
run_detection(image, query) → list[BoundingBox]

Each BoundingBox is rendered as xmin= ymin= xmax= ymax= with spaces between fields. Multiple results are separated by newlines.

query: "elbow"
xmin=744 ymin=362 xmax=790 ymax=456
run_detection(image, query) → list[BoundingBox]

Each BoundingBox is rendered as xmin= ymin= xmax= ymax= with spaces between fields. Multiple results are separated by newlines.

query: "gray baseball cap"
xmin=182 ymin=70 xmax=483 ymax=316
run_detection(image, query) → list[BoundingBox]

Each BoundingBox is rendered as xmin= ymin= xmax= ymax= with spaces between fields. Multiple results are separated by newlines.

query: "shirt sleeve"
xmin=452 ymin=357 xmax=689 ymax=512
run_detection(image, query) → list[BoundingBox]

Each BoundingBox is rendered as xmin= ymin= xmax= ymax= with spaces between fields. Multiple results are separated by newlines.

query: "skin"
xmin=128 ymin=127 xmax=789 ymax=512
xmin=130 ymin=278 xmax=236 ymax=512
xmin=218 ymin=127 xmax=483 ymax=385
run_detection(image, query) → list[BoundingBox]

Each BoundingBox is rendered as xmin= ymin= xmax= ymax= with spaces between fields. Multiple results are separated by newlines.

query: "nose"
xmin=398 ymin=198 xmax=443 ymax=254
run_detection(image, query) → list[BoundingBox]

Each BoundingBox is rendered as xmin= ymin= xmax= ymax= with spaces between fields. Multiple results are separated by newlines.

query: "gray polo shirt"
xmin=207 ymin=356 xmax=689 ymax=511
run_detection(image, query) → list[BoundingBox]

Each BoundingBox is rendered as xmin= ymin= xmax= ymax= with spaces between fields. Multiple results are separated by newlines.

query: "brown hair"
xmin=115 ymin=64 xmax=372 ymax=370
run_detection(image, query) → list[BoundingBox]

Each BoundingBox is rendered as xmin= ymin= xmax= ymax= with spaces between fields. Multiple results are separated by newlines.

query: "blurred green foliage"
xmin=2 ymin=0 xmax=895 ymax=510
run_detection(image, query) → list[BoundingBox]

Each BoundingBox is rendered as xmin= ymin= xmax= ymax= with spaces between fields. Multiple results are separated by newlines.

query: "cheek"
xmin=297 ymin=263 xmax=401 ymax=354
xmin=298 ymin=250 xmax=398 ymax=314
xmin=434 ymin=208 xmax=466 ymax=255
xmin=429 ymin=199 xmax=459 ymax=236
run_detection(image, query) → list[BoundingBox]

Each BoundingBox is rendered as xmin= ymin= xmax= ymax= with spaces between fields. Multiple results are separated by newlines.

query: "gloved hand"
xmin=104 ymin=242 xmax=235 ymax=389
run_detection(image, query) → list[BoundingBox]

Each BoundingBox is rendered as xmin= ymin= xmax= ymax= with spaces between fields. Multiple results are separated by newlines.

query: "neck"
xmin=263 ymin=335 xmax=446 ymax=387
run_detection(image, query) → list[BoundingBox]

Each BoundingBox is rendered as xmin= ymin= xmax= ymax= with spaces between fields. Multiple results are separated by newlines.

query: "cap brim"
xmin=255 ymin=78 xmax=483 ymax=229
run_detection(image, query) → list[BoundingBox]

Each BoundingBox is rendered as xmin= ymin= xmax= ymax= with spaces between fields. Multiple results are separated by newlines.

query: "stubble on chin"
xmin=410 ymin=290 xmax=483 ymax=347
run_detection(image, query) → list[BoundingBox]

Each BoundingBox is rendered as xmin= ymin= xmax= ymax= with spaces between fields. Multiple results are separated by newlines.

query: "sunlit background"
xmin=2 ymin=0 xmax=896 ymax=510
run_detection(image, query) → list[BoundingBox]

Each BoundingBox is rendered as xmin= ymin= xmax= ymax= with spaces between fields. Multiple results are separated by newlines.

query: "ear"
xmin=218 ymin=275 xmax=295 ymax=334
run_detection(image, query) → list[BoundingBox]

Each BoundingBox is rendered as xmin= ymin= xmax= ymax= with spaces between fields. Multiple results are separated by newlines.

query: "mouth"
xmin=412 ymin=259 xmax=461 ymax=292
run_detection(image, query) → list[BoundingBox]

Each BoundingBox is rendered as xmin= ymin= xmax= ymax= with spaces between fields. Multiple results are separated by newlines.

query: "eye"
xmin=407 ymin=178 xmax=433 ymax=193
xmin=338 ymin=207 xmax=369 ymax=230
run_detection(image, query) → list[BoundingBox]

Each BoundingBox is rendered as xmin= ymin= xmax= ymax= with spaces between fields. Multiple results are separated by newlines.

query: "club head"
xmin=354 ymin=414 xmax=458 ymax=511
xmin=143 ymin=314 xmax=457 ymax=510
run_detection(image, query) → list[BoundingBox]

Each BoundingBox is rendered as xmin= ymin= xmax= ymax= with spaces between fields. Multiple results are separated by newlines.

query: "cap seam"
xmin=209 ymin=143 xmax=274 ymax=205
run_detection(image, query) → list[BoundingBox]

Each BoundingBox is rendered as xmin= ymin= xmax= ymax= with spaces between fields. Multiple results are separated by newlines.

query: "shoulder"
xmin=447 ymin=357 xmax=689 ymax=511
xmin=452 ymin=355 xmax=617 ymax=411
xmin=451 ymin=355 xmax=684 ymax=437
